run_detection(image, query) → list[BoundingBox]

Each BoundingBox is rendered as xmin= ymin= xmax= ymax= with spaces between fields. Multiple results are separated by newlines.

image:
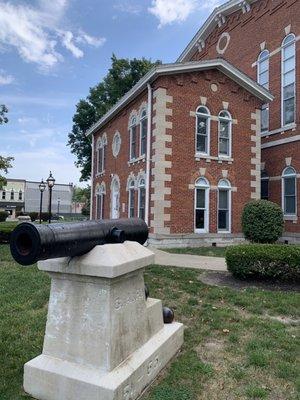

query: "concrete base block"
xmin=24 ymin=322 xmax=184 ymax=400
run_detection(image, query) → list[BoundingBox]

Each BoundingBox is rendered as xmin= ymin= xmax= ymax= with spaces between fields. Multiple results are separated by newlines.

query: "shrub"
xmin=226 ymin=244 xmax=300 ymax=282
xmin=29 ymin=212 xmax=38 ymax=221
xmin=0 ymin=222 xmax=18 ymax=243
xmin=0 ymin=211 xmax=8 ymax=222
xmin=242 ymin=200 xmax=284 ymax=243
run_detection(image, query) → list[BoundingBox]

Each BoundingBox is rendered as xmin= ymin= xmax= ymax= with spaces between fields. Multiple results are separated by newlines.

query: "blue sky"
xmin=0 ymin=0 xmax=224 ymax=186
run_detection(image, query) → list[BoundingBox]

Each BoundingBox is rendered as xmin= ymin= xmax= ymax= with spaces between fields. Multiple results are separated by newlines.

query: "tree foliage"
xmin=68 ymin=55 xmax=160 ymax=181
xmin=0 ymin=106 xmax=13 ymax=188
xmin=0 ymin=105 xmax=8 ymax=125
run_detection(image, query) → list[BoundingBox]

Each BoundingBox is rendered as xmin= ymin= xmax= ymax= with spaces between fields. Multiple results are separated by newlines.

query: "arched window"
xmin=257 ymin=50 xmax=270 ymax=132
xmin=195 ymin=177 xmax=210 ymax=233
xmin=138 ymin=178 xmax=146 ymax=220
xmin=18 ymin=190 xmax=23 ymax=201
xmin=128 ymin=179 xmax=135 ymax=218
xmin=196 ymin=106 xmax=210 ymax=155
xmin=97 ymin=137 xmax=106 ymax=174
xmin=218 ymin=111 xmax=232 ymax=157
xmin=2 ymin=190 xmax=6 ymax=200
xmin=218 ymin=179 xmax=231 ymax=232
xmin=261 ymin=171 xmax=269 ymax=201
xmin=10 ymin=189 xmax=14 ymax=200
xmin=140 ymin=109 xmax=147 ymax=157
xmin=282 ymin=34 xmax=296 ymax=126
xmin=96 ymin=183 xmax=106 ymax=219
xmin=282 ymin=167 xmax=297 ymax=215
xmin=129 ymin=116 xmax=137 ymax=160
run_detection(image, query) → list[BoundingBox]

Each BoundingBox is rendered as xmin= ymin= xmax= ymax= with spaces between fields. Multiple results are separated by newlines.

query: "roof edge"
xmin=86 ymin=58 xmax=273 ymax=136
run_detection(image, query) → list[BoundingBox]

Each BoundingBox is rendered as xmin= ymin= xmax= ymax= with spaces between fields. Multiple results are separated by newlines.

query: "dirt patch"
xmin=196 ymin=339 xmax=225 ymax=363
xmin=198 ymin=271 xmax=300 ymax=292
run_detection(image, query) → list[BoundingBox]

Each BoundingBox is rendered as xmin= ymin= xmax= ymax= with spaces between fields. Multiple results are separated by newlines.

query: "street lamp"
xmin=38 ymin=179 xmax=46 ymax=224
xmin=57 ymin=197 xmax=61 ymax=216
xmin=46 ymin=171 xmax=55 ymax=223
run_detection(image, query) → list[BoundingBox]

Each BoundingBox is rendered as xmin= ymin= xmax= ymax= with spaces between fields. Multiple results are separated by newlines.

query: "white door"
xmin=111 ymin=181 xmax=119 ymax=219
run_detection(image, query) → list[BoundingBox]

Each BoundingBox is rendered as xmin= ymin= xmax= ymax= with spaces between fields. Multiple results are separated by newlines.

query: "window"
xmin=261 ymin=171 xmax=269 ymax=200
xmin=218 ymin=111 xmax=232 ymax=157
xmin=10 ymin=190 xmax=14 ymax=200
xmin=258 ymin=50 xmax=270 ymax=133
xmin=96 ymin=183 xmax=105 ymax=219
xmin=138 ymin=178 xmax=146 ymax=220
xmin=282 ymin=167 xmax=297 ymax=215
xmin=195 ymin=177 xmax=210 ymax=233
xmin=2 ymin=191 xmax=5 ymax=200
xmin=111 ymin=177 xmax=120 ymax=219
xmin=129 ymin=116 xmax=137 ymax=160
xmin=140 ymin=109 xmax=147 ymax=157
xmin=128 ymin=180 xmax=135 ymax=218
xmin=18 ymin=190 xmax=22 ymax=201
xmin=218 ymin=179 xmax=231 ymax=232
xmin=97 ymin=138 xmax=106 ymax=174
xmin=196 ymin=106 xmax=210 ymax=155
xmin=282 ymin=34 xmax=296 ymax=126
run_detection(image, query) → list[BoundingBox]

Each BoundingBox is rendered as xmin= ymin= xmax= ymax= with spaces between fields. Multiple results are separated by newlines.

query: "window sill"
xmin=284 ymin=215 xmax=298 ymax=221
xmin=261 ymin=123 xmax=297 ymax=138
xmin=96 ymin=171 xmax=105 ymax=177
xmin=128 ymin=155 xmax=146 ymax=165
xmin=195 ymin=154 xmax=233 ymax=163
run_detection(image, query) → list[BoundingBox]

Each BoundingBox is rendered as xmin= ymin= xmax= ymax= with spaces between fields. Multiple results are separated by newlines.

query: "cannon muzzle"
xmin=10 ymin=218 xmax=148 ymax=266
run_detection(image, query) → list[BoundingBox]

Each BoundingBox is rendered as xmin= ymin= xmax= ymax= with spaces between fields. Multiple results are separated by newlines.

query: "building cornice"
xmin=86 ymin=58 xmax=273 ymax=136
xmin=176 ymin=0 xmax=259 ymax=62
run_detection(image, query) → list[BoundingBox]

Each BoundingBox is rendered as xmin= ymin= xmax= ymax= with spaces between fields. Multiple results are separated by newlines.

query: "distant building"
xmin=0 ymin=179 xmax=74 ymax=217
xmin=25 ymin=181 xmax=74 ymax=214
xmin=0 ymin=179 xmax=26 ymax=218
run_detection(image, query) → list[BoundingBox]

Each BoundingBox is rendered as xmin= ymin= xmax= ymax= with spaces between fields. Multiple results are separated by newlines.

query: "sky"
xmin=0 ymin=0 xmax=225 ymax=186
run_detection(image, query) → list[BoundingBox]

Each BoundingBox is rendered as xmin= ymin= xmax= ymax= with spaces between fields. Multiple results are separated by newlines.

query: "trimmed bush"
xmin=242 ymin=200 xmax=284 ymax=243
xmin=0 ymin=221 xmax=18 ymax=243
xmin=0 ymin=211 xmax=8 ymax=222
xmin=226 ymin=244 xmax=300 ymax=282
xmin=29 ymin=212 xmax=38 ymax=221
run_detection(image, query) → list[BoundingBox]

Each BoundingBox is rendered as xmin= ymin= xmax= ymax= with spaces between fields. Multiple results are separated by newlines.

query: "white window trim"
xmin=257 ymin=49 xmax=269 ymax=88
xmin=96 ymin=139 xmax=106 ymax=175
xmin=218 ymin=111 xmax=232 ymax=158
xmin=138 ymin=178 xmax=146 ymax=219
xmin=194 ymin=178 xmax=210 ymax=234
xmin=129 ymin=117 xmax=137 ymax=161
xmin=281 ymin=34 xmax=296 ymax=128
xmin=128 ymin=181 xmax=135 ymax=218
xmin=195 ymin=106 xmax=210 ymax=156
xmin=282 ymin=167 xmax=297 ymax=217
xmin=217 ymin=180 xmax=232 ymax=233
xmin=139 ymin=109 xmax=147 ymax=157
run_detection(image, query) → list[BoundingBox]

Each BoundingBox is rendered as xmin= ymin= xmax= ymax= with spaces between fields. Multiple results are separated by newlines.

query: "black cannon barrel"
xmin=10 ymin=218 xmax=148 ymax=266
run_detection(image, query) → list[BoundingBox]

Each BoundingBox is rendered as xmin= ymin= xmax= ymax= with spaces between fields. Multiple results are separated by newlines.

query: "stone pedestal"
xmin=24 ymin=241 xmax=184 ymax=400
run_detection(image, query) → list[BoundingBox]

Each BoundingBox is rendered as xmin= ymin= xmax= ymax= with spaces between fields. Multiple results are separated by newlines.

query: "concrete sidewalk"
xmin=149 ymin=247 xmax=227 ymax=271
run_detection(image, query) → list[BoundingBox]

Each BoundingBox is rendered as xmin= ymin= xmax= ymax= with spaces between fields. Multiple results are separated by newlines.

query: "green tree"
xmin=0 ymin=104 xmax=8 ymax=125
xmin=68 ymin=55 xmax=160 ymax=181
xmin=73 ymin=186 xmax=91 ymax=216
xmin=0 ymin=105 xmax=13 ymax=188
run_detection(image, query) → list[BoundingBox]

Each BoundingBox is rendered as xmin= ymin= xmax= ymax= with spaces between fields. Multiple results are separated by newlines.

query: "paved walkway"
xmin=149 ymin=247 xmax=227 ymax=271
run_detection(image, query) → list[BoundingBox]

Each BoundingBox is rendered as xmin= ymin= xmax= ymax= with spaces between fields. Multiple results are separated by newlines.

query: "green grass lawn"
xmin=0 ymin=244 xmax=299 ymax=400
xmin=164 ymin=246 xmax=227 ymax=257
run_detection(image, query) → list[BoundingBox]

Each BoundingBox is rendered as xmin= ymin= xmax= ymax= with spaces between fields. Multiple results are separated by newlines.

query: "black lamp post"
xmin=38 ymin=179 xmax=46 ymax=224
xmin=46 ymin=172 xmax=55 ymax=224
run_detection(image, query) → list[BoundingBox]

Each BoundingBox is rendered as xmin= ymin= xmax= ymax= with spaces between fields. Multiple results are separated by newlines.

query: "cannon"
xmin=10 ymin=218 xmax=148 ymax=266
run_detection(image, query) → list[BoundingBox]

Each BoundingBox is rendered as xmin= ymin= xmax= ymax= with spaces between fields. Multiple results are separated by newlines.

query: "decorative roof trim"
xmin=86 ymin=58 xmax=273 ymax=136
xmin=176 ymin=0 xmax=258 ymax=62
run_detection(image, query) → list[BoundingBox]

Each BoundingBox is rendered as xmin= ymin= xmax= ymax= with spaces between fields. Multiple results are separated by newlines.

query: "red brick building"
xmin=88 ymin=0 xmax=299 ymax=246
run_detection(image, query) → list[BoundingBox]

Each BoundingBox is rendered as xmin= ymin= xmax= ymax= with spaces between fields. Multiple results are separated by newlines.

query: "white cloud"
xmin=149 ymin=0 xmax=197 ymax=27
xmin=149 ymin=0 xmax=220 ymax=27
xmin=113 ymin=1 xmax=142 ymax=15
xmin=0 ymin=69 xmax=14 ymax=85
xmin=59 ymin=30 xmax=84 ymax=58
xmin=76 ymin=31 xmax=106 ymax=48
xmin=0 ymin=0 xmax=106 ymax=69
